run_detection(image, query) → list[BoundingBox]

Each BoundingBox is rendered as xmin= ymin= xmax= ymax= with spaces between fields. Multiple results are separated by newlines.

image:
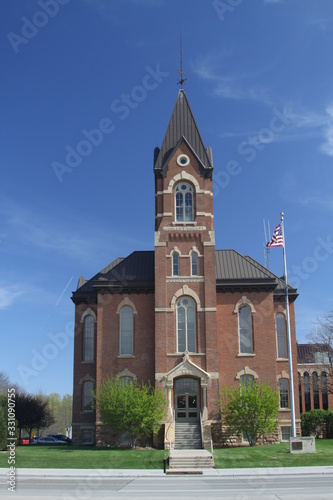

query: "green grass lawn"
xmin=213 ymin=439 xmax=333 ymax=468
xmin=0 ymin=440 xmax=332 ymax=469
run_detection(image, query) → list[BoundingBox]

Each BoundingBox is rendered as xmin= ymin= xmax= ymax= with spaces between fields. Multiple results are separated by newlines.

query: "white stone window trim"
xmin=233 ymin=296 xmax=256 ymax=314
xmin=80 ymin=307 xmax=97 ymax=323
xmin=116 ymin=297 xmax=138 ymax=316
xmin=235 ymin=366 xmax=259 ymax=380
xmin=117 ymin=368 xmax=137 ymax=382
xmin=170 ymin=285 xmax=202 ymax=311
xmin=177 ymin=154 xmax=190 ymax=167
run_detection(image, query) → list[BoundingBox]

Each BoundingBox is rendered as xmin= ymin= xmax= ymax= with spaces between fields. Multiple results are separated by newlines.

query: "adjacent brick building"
xmin=71 ymin=89 xmax=302 ymax=447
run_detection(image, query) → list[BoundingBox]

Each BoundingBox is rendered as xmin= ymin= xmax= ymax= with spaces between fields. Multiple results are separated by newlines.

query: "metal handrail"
xmin=173 ymin=410 xmax=175 ymax=450
xmin=199 ymin=412 xmax=204 ymax=449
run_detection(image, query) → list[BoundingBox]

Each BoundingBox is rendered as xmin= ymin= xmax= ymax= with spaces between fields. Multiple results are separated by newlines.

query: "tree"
xmin=95 ymin=376 xmax=167 ymax=447
xmin=307 ymin=309 xmax=333 ymax=394
xmin=0 ymin=395 xmax=8 ymax=451
xmin=0 ymin=372 xmax=10 ymax=395
xmin=218 ymin=381 xmax=280 ymax=446
xmin=15 ymin=394 xmax=54 ymax=439
xmin=43 ymin=393 xmax=72 ymax=436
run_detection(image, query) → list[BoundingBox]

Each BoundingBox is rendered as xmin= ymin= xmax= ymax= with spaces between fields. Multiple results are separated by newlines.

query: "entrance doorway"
xmin=174 ymin=377 xmax=200 ymax=422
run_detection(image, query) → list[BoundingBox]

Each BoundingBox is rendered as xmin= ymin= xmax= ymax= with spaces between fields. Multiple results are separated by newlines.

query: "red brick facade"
xmin=71 ymin=90 xmax=302 ymax=447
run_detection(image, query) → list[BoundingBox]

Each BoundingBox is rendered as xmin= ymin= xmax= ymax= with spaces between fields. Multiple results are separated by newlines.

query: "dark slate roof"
xmin=72 ymin=249 xmax=298 ymax=302
xmin=297 ymin=344 xmax=332 ymax=364
xmin=215 ymin=250 xmax=297 ymax=297
xmin=244 ymin=255 xmax=297 ymax=296
xmin=72 ymin=252 xmax=154 ymax=302
xmin=154 ymin=89 xmax=213 ymax=174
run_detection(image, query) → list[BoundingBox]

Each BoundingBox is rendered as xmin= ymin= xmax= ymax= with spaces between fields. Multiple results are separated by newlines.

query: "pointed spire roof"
xmin=154 ymin=89 xmax=213 ymax=174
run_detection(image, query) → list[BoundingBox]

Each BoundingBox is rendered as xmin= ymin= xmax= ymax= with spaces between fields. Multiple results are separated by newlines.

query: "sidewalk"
xmin=1 ymin=465 xmax=332 ymax=477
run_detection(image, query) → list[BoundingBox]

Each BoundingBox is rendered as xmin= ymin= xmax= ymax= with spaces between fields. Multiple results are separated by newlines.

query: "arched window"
xmin=312 ymin=372 xmax=319 ymax=409
xmin=304 ymin=372 xmax=311 ymax=412
xmin=173 ymin=251 xmax=180 ymax=276
xmin=191 ymin=251 xmax=198 ymax=276
xmin=322 ymin=372 xmax=328 ymax=410
xmin=240 ymin=374 xmax=254 ymax=392
xmin=276 ymin=313 xmax=287 ymax=359
xmin=119 ymin=376 xmax=133 ymax=386
xmin=120 ymin=306 xmax=134 ymax=356
xmin=175 ymin=183 xmax=194 ymax=222
xmin=238 ymin=305 xmax=253 ymax=354
xmin=177 ymin=297 xmax=196 ymax=353
xmin=279 ymin=379 xmax=289 ymax=408
xmin=83 ymin=315 xmax=94 ymax=362
xmin=82 ymin=381 xmax=94 ymax=412
xmin=298 ymin=372 xmax=303 ymax=414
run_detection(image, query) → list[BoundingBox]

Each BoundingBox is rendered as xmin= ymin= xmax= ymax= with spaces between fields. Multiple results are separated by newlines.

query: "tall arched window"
xmin=175 ymin=183 xmax=194 ymax=222
xmin=173 ymin=251 xmax=179 ymax=276
xmin=312 ymin=372 xmax=319 ymax=409
xmin=177 ymin=297 xmax=196 ymax=353
xmin=83 ymin=315 xmax=94 ymax=362
xmin=304 ymin=372 xmax=311 ymax=411
xmin=191 ymin=251 xmax=198 ymax=276
xmin=276 ymin=313 xmax=287 ymax=359
xmin=238 ymin=305 xmax=253 ymax=354
xmin=279 ymin=378 xmax=289 ymax=408
xmin=298 ymin=372 xmax=303 ymax=414
xmin=82 ymin=381 xmax=94 ymax=412
xmin=322 ymin=372 xmax=328 ymax=410
xmin=120 ymin=306 xmax=134 ymax=356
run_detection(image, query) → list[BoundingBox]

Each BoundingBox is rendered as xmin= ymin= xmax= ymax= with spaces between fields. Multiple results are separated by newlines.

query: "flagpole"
xmin=280 ymin=212 xmax=296 ymax=438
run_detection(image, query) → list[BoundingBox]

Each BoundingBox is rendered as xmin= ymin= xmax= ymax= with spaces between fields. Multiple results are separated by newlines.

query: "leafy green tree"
xmin=43 ymin=393 xmax=72 ymax=436
xmin=95 ymin=376 xmax=167 ymax=447
xmin=301 ymin=409 xmax=333 ymax=438
xmin=307 ymin=309 xmax=333 ymax=394
xmin=16 ymin=394 xmax=54 ymax=439
xmin=218 ymin=380 xmax=280 ymax=446
xmin=0 ymin=395 xmax=7 ymax=450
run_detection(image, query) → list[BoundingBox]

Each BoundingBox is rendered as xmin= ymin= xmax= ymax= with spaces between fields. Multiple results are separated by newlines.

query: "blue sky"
xmin=1 ymin=0 xmax=332 ymax=397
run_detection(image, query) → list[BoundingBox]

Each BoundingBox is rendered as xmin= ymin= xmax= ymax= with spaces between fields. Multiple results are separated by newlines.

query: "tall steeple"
xmin=154 ymin=90 xmax=214 ymax=176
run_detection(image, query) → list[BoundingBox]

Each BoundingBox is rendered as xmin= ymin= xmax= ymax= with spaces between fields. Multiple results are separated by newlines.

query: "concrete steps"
xmin=174 ymin=422 xmax=202 ymax=450
xmin=169 ymin=449 xmax=215 ymax=469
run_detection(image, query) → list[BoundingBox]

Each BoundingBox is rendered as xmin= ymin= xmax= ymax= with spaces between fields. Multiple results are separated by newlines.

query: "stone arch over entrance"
xmin=160 ymin=352 xmax=210 ymax=421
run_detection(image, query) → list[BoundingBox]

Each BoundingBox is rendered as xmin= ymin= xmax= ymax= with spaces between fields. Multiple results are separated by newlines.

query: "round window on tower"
xmin=177 ymin=154 xmax=190 ymax=167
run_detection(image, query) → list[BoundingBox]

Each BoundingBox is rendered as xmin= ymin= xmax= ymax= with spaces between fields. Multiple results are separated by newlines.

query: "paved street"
xmin=1 ymin=467 xmax=333 ymax=499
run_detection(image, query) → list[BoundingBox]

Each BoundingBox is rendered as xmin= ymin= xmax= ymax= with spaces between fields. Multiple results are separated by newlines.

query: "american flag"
xmin=267 ymin=224 xmax=283 ymax=247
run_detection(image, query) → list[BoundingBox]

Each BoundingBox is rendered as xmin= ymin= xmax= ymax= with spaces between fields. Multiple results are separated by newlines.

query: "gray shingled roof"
xmin=297 ymin=344 xmax=332 ymax=364
xmin=72 ymin=249 xmax=297 ymax=302
xmin=154 ymin=89 xmax=213 ymax=173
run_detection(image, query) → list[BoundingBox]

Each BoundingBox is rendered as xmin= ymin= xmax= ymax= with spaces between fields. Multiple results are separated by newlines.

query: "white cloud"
xmin=0 ymin=284 xmax=23 ymax=310
xmin=192 ymin=52 xmax=274 ymax=106
xmin=280 ymin=172 xmax=333 ymax=211
xmin=320 ymin=105 xmax=333 ymax=157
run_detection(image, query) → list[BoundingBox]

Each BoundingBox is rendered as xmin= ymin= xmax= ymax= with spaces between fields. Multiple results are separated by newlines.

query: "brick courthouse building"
xmin=71 ymin=89 xmax=301 ymax=447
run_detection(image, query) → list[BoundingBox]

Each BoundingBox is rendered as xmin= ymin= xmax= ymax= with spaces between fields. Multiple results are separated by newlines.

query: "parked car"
xmin=37 ymin=436 xmax=68 ymax=444
xmin=47 ymin=434 xmax=72 ymax=444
